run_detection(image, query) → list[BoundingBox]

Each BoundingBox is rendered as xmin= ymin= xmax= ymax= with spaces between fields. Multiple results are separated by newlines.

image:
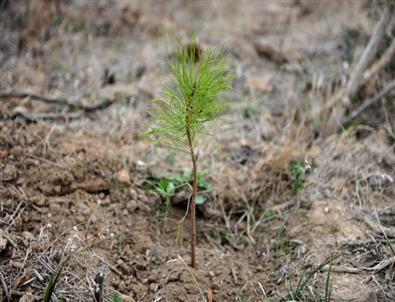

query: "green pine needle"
xmin=147 ymin=40 xmax=233 ymax=148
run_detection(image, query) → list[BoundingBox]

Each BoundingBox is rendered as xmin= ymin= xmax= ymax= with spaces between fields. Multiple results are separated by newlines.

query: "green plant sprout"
xmin=289 ymin=160 xmax=304 ymax=194
xmin=287 ymin=254 xmax=336 ymax=301
xmin=148 ymin=170 xmax=212 ymax=231
xmin=147 ymin=40 xmax=233 ymax=267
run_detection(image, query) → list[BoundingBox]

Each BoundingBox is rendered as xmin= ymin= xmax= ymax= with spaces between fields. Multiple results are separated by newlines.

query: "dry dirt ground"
xmin=1 ymin=1 xmax=395 ymax=301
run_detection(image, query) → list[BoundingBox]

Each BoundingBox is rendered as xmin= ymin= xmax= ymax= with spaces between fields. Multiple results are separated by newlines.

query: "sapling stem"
xmin=186 ymin=128 xmax=197 ymax=267
xmin=147 ymin=39 xmax=233 ymax=268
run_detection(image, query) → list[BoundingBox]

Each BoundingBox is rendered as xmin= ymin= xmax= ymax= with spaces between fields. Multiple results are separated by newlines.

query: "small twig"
xmin=33 ymin=269 xmax=44 ymax=282
xmin=371 ymin=275 xmax=387 ymax=298
xmin=0 ymin=91 xmax=115 ymax=113
xmin=5 ymin=201 xmax=24 ymax=227
xmin=11 ymin=246 xmax=31 ymax=291
xmin=0 ymin=270 xmax=9 ymax=301
xmin=0 ymin=91 xmax=73 ymax=107
xmin=360 ymin=214 xmax=395 ymax=238
xmin=363 ymin=38 xmax=395 ymax=85
xmin=20 ymin=277 xmax=36 ymax=287
xmin=38 ymin=255 xmax=56 ymax=274
xmin=43 ymin=245 xmax=90 ymax=302
xmin=374 ymin=210 xmax=395 ymax=257
xmin=177 ymin=255 xmax=205 ymax=299
xmin=10 ymin=110 xmax=83 ymax=123
xmin=321 ymin=258 xmax=395 ymax=274
xmin=363 ymin=257 xmax=395 ymax=273
xmin=207 ymin=288 xmax=213 ymax=302
xmin=111 ymin=289 xmax=137 ymax=302
xmin=345 ymin=6 xmax=393 ymax=99
xmin=91 ymin=254 xmax=123 ymax=277
xmin=257 ymin=282 xmax=266 ymax=298
xmin=230 ymin=266 xmax=238 ymax=284
xmin=2 ymin=231 xmax=17 ymax=249
xmin=320 ymin=265 xmax=361 ymax=274
xmin=93 ymin=262 xmax=105 ymax=302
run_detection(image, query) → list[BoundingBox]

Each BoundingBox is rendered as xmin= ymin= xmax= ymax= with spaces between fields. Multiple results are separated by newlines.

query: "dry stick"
xmin=362 ymin=38 xmax=395 ymax=86
xmin=361 ymin=214 xmax=395 ymax=238
xmin=43 ymin=245 xmax=91 ymax=302
xmin=11 ymin=110 xmax=83 ymax=123
xmin=91 ymin=254 xmax=123 ymax=278
xmin=365 ymin=257 xmax=395 ymax=273
xmin=177 ymin=255 xmax=204 ymax=299
xmin=0 ymin=91 xmax=115 ymax=113
xmin=43 ymin=253 xmax=73 ymax=302
xmin=339 ymin=79 xmax=395 ymax=130
xmin=323 ymin=258 xmax=395 ymax=274
xmin=0 ymin=270 xmax=9 ymax=301
xmin=207 ymin=288 xmax=213 ymax=302
xmin=345 ymin=6 xmax=392 ymax=100
xmin=93 ymin=262 xmax=105 ymax=302
xmin=320 ymin=265 xmax=361 ymax=274
xmin=0 ymin=91 xmax=74 ymax=107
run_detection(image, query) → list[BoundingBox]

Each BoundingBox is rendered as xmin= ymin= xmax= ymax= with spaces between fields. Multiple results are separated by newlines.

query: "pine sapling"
xmin=148 ymin=40 xmax=233 ymax=267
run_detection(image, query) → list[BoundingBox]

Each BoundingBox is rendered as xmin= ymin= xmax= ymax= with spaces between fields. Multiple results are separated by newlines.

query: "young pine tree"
xmin=148 ymin=40 xmax=233 ymax=268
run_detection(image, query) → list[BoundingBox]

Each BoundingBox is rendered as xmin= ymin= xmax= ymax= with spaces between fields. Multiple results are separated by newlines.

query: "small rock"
xmin=22 ymin=231 xmax=36 ymax=242
xmin=254 ymin=39 xmax=302 ymax=64
xmin=30 ymin=195 xmax=46 ymax=206
xmin=126 ymin=200 xmax=138 ymax=212
xmin=9 ymin=146 xmax=23 ymax=157
xmin=117 ymin=169 xmax=131 ymax=185
xmin=102 ymin=68 xmax=116 ymax=86
xmin=0 ymin=229 xmax=8 ymax=252
xmin=98 ymin=197 xmax=110 ymax=207
xmin=149 ymin=283 xmax=159 ymax=293
xmin=0 ymin=149 xmax=7 ymax=159
xmin=1 ymin=164 xmax=17 ymax=181
xmin=367 ymin=172 xmax=394 ymax=191
xmin=19 ymin=292 xmax=34 ymax=302
xmin=245 ymin=74 xmax=272 ymax=93
xmin=254 ymin=39 xmax=288 ymax=63
xmin=71 ymin=179 xmax=111 ymax=193
xmin=133 ymin=63 xmax=146 ymax=79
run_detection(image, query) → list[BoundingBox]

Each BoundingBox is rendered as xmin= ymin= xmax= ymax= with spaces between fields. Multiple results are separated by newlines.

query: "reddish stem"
xmin=187 ymin=129 xmax=197 ymax=268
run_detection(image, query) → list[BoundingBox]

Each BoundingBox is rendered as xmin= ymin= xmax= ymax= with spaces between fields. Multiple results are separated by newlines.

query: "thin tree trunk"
xmin=187 ymin=130 xmax=197 ymax=268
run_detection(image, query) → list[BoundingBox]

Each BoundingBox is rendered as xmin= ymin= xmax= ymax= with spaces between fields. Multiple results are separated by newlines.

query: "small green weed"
xmin=386 ymin=129 xmax=395 ymax=145
xmin=289 ymin=160 xmax=304 ymax=194
xmin=243 ymin=105 xmax=258 ymax=119
xmin=272 ymin=227 xmax=289 ymax=258
xmin=43 ymin=250 xmax=80 ymax=302
xmin=147 ymin=170 xmax=212 ymax=229
xmin=264 ymin=209 xmax=276 ymax=221
xmin=111 ymin=294 xmax=124 ymax=302
xmin=235 ymin=297 xmax=252 ymax=302
xmin=148 ymin=170 xmax=211 ymax=204
xmin=287 ymin=255 xmax=334 ymax=301
xmin=115 ymin=236 xmax=124 ymax=255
